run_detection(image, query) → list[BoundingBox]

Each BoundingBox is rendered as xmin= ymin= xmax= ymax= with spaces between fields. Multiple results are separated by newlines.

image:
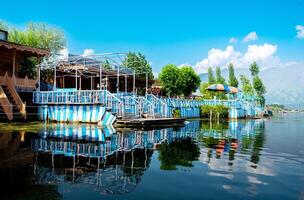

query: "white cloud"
xmin=194 ymin=43 xmax=279 ymax=73
xmin=58 ymin=48 xmax=69 ymax=60
xmin=242 ymin=32 xmax=258 ymax=43
xmin=195 ymin=45 xmax=242 ymax=72
xmin=296 ymin=25 xmax=304 ymax=38
xmin=243 ymin=43 xmax=278 ymax=66
xmin=229 ymin=37 xmax=238 ymax=43
xmin=82 ymin=49 xmax=95 ymax=57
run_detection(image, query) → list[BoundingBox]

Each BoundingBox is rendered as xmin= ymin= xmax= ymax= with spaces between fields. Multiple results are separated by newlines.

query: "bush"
xmin=172 ymin=109 xmax=181 ymax=118
xmin=200 ymin=105 xmax=228 ymax=119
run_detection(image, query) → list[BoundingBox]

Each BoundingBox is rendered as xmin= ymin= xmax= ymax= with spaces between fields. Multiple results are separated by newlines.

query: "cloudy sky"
xmin=1 ymin=0 xmax=304 ymax=73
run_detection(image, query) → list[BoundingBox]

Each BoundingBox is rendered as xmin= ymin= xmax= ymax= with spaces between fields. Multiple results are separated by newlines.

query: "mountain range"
xmin=199 ymin=63 xmax=304 ymax=109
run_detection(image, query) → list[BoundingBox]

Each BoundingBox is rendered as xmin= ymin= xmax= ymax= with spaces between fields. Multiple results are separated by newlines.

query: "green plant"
xmin=200 ymin=105 xmax=229 ymax=119
xmin=172 ymin=109 xmax=181 ymax=118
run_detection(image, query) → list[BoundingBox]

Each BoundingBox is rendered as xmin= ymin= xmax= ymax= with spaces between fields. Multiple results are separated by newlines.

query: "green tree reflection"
xmin=158 ymin=137 xmax=200 ymax=170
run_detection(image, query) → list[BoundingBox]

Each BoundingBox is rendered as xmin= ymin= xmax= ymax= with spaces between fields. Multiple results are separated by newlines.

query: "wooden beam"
xmin=12 ymin=49 xmax=16 ymax=77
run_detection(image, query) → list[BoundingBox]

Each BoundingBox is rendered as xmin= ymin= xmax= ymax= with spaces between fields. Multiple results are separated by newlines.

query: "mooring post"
xmin=210 ymin=110 xmax=212 ymax=121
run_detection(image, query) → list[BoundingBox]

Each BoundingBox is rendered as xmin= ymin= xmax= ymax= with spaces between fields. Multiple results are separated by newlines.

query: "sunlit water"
xmin=0 ymin=113 xmax=303 ymax=200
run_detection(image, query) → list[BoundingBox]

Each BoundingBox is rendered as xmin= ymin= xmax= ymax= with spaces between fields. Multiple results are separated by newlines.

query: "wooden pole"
xmin=133 ymin=71 xmax=135 ymax=94
xmin=12 ymin=49 xmax=16 ymax=77
xmin=125 ymin=74 xmax=127 ymax=93
xmin=75 ymin=69 xmax=78 ymax=90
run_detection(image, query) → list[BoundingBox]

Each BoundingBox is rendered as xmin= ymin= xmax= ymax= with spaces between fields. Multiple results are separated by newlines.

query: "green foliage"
xmin=122 ymin=52 xmax=153 ymax=79
xmin=18 ymin=57 xmax=37 ymax=79
xmin=102 ymin=59 xmax=112 ymax=70
xmin=122 ymin=52 xmax=153 ymax=94
xmin=207 ymin=67 xmax=216 ymax=84
xmin=41 ymin=68 xmax=54 ymax=83
xmin=215 ymin=67 xmax=226 ymax=84
xmin=199 ymin=82 xmax=215 ymax=99
xmin=158 ymin=138 xmax=200 ymax=170
xmin=250 ymin=61 xmax=260 ymax=76
xmin=172 ymin=109 xmax=181 ymax=118
xmin=7 ymin=22 xmax=65 ymax=53
xmin=240 ymin=75 xmax=254 ymax=95
xmin=200 ymin=105 xmax=229 ymax=119
xmin=177 ymin=66 xmax=201 ymax=97
xmin=253 ymin=76 xmax=266 ymax=103
xmin=228 ymin=63 xmax=239 ymax=87
xmin=159 ymin=64 xmax=181 ymax=96
xmin=249 ymin=62 xmax=267 ymax=106
xmin=159 ymin=64 xmax=200 ymax=97
xmin=1 ymin=21 xmax=66 ymax=80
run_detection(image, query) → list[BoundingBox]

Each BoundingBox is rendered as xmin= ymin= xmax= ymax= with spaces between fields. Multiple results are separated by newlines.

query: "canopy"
xmin=228 ymin=86 xmax=240 ymax=94
xmin=207 ymin=84 xmax=231 ymax=93
xmin=207 ymin=84 xmax=240 ymax=94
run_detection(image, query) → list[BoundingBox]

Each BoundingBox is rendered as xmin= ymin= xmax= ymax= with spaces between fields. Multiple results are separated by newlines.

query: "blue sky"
xmin=1 ymin=0 xmax=304 ymax=73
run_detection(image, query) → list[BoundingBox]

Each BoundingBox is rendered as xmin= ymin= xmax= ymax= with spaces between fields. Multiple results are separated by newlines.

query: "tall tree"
xmin=228 ymin=63 xmax=239 ymax=87
xmin=215 ymin=67 xmax=226 ymax=84
xmin=250 ymin=61 xmax=260 ymax=76
xmin=159 ymin=64 xmax=181 ymax=96
xmin=240 ymin=75 xmax=254 ymax=95
xmin=177 ymin=66 xmax=201 ymax=97
xmin=122 ymin=52 xmax=153 ymax=80
xmin=249 ymin=62 xmax=267 ymax=106
xmin=207 ymin=67 xmax=216 ymax=84
xmin=253 ymin=76 xmax=266 ymax=106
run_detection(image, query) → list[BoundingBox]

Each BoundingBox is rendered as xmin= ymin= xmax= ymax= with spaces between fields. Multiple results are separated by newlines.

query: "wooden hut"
xmin=0 ymin=30 xmax=49 ymax=120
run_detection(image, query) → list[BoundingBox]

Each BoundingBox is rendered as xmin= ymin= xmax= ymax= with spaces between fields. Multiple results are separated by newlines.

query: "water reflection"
xmin=0 ymin=119 xmax=269 ymax=199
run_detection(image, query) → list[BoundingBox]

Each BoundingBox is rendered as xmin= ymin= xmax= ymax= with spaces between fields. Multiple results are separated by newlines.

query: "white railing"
xmin=147 ymin=94 xmax=168 ymax=117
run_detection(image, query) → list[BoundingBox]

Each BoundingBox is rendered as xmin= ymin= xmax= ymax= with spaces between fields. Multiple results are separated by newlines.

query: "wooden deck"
xmin=116 ymin=117 xmax=186 ymax=128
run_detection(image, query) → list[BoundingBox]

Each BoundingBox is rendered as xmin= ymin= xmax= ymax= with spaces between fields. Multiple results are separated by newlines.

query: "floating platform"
xmin=116 ymin=117 xmax=186 ymax=128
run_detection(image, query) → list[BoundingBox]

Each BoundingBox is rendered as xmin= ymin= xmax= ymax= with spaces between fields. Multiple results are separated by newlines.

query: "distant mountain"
xmin=199 ymin=63 xmax=304 ymax=109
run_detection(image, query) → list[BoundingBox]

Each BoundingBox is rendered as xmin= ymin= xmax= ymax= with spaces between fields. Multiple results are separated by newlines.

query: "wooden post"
xmin=12 ymin=49 xmax=16 ymax=77
xmin=210 ymin=110 xmax=213 ymax=121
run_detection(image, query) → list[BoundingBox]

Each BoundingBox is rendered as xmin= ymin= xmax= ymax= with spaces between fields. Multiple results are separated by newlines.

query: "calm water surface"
xmin=0 ymin=113 xmax=303 ymax=200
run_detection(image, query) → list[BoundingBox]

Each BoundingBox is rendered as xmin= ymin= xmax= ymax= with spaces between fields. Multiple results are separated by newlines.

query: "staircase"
xmin=0 ymin=73 xmax=26 ymax=121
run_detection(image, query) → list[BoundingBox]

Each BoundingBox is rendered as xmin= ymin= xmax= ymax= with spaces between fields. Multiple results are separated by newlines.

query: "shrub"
xmin=200 ymin=105 xmax=228 ymax=119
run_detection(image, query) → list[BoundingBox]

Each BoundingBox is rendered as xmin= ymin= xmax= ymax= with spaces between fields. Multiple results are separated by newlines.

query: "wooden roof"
xmin=0 ymin=40 xmax=49 ymax=56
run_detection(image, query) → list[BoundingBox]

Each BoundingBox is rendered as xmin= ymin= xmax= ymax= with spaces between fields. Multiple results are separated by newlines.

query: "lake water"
xmin=0 ymin=113 xmax=303 ymax=200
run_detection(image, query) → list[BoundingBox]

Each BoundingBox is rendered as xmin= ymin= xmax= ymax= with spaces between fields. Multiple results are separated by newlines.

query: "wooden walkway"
xmin=116 ymin=117 xmax=185 ymax=128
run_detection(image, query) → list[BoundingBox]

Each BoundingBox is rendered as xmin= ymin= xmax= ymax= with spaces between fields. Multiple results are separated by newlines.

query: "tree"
xmin=159 ymin=64 xmax=181 ymax=96
xmin=122 ymin=52 xmax=153 ymax=94
xmin=122 ymin=52 xmax=153 ymax=80
xmin=240 ymin=75 xmax=254 ymax=95
xmin=228 ymin=63 xmax=239 ymax=87
xmin=253 ymin=76 xmax=266 ymax=106
xmin=102 ymin=59 xmax=112 ymax=70
xmin=0 ymin=21 xmax=66 ymax=79
xmin=207 ymin=67 xmax=216 ymax=84
xmin=8 ymin=22 xmax=65 ymax=53
xmin=249 ymin=62 xmax=267 ymax=106
xmin=253 ymin=76 xmax=266 ymax=96
xmin=177 ymin=66 xmax=201 ymax=97
xmin=250 ymin=61 xmax=260 ymax=76
xmin=158 ymin=138 xmax=200 ymax=170
xmin=215 ymin=67 xmax=226 ymax=84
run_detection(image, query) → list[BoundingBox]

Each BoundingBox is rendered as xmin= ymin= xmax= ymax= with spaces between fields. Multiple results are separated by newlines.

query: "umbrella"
xmin=207 ymin=84 xmax=231 ymax=93
xmin=228 ymin=86 xmax=240 ymax=94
